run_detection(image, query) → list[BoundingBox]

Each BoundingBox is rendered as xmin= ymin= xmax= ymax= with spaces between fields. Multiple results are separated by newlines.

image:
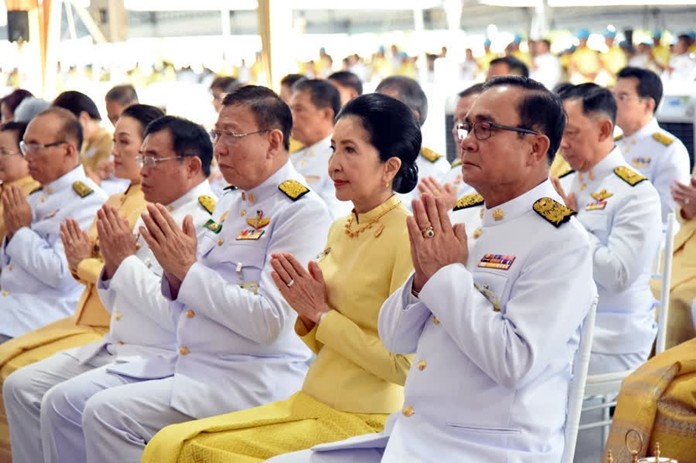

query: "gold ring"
xmin=286 ymin=279 xmax=295 ymax=288
xmin=421 ymin=226 xmax=435 ymax=239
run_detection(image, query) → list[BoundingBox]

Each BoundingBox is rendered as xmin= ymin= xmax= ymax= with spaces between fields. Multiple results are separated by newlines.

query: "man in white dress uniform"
xmin=556 ymin=83 xmax=662 ymax=375
xmin=613 ymin=66 xmax=690 ymax=224
xmin=0 ymin=108 xmax=107 ymax=342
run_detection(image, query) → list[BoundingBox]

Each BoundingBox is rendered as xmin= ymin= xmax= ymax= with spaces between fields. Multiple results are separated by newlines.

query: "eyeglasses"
xmin=210 ymin=129 xmax=270 ymax=144
xmin=135 ymin=155 xmax=184 ymax=168
xmin=456 ymin=121 xmax=539 ymax=141
xmin=19 ymin=140 xmax=67 ymax=156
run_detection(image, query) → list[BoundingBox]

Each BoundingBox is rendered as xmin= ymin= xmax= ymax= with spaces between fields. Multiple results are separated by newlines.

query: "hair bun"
xmin=393 ymin=162 xmax=418 ymax=194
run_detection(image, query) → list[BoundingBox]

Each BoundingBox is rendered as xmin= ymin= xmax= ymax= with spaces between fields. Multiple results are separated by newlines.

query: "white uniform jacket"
xmin=72 ymin=181 xmax=216 ymax=365
xmin=570 ymin=147 xmax=662 ymax=364
xmin=106 ymin=162 xmax=332 ymax=419
xmin=618 ymin=118 xmax=691 ymax=223
xmin=378 ymin=180 xmax=596 ymax=462
xmin=0 ymin=165 xmax=107 ymax=337
xmin=291 ymin=135 xmax=352 ymax=219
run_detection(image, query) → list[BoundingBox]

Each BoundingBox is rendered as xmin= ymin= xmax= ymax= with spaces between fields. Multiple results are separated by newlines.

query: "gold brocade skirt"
xmin=605 ymin=338 xmax=696 ymax=463
xmin=142 ymin=391 xmax=388 ymax=463
xmin=0 ymin=318 xmax=106 ymax=463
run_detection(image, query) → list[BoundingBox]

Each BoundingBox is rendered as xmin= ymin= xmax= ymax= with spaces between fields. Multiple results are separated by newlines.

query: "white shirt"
xmin=530 ymin=52 xmax=562 ymax=90
xmin=618 ymin=118 xmax=691 ymax=223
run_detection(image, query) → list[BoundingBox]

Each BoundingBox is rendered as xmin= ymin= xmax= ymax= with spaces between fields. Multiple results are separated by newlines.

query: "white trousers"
xmin=77 ymin=377 xmax=194 ymax=463
xmin=3 ymin=348 xmax=112 ymax=463
xmin=588 ymin=351 xmax=649 ymax=375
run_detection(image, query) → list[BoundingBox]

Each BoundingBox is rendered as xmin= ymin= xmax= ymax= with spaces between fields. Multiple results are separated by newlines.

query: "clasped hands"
xmin=409 ymin=194 xmax=468 ymax=294
xmin=271 ymin=253 xmax=329 ymax=332
xmin=2 ymin=185 xmax=32 ymax=240
xmin=139 ymin=203 xmax=197 ymax=292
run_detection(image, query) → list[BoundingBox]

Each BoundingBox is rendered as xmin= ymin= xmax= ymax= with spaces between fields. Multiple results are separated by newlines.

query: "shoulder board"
xmin=223 ymin=184 xmax=238 ymax=191
xmin=613 ymin=133 xmax=624 ymax=142
xmin=613 ymin=166 xmax=647 ymax=186
xmin=72 ymin=181 xmax=94 ymax=198
xmin=420 ymin=147 xmax=442 ymax=163
xmin=453 ymin=193 xmax=484 ymax=211
xmin=29 ymin=186 xmax=43 ymax=195
xmin=198 ymin=195 xmax=216 ymax=214
xmin=558 ymin=167 xmax=576 ymax=179
xmin=652 ymin=132 xmax=674 ymax=146
xmin=450 ymin=159 xmax=463 ymax=168
xmin=533 ymin=197 xmax=576 ymax=228
xmin=278 ymin=179 xmax=310 ymax=201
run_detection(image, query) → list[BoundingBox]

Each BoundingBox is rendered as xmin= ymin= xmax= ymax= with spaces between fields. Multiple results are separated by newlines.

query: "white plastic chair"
xmin=562 ymin=298 xmax=597 ymax=463
xmin=578 ymin=212 xmax=676 ymax=445
xmin=653 ymin=212 xmax=675 ymax=355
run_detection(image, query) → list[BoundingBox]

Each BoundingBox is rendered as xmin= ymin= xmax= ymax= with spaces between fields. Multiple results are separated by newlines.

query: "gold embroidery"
xmin=532 ymin=197 xmax=575 ymax=228
xmin=278 ymin=180 xmax=310 ymax=201
xmin=344 ymin=201 xmax=400 ymax=239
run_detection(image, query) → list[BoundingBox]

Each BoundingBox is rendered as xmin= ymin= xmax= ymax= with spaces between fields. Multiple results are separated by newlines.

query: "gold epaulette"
xmin=533 ymin=197 xmax=576 ymax=228
xmin=614 ymin=166 xmax=647 ymax=186
xmin=278 ymin=179 xmax=309 ymax=201
xmin=450 ymin=159 xmax=462 ymax=168
xmin=198 ymin=195 xmax=216 ymax=214
xmin=29 ymin=186 xmax=43 ymax=195
xmin=223 ymin=184 xmax=238 ymax=191
xmin=453 ymin=193 xmax=484 ymax=211
xmin=420 ymin=147 xmax=442 ymax=163
xmin=614 ymin=133 xmax=624 ymax=142
xmin=72 ymin=181 xmax=94 ymax=198
xmin=652 ymin=132 xmax=674 ymax=146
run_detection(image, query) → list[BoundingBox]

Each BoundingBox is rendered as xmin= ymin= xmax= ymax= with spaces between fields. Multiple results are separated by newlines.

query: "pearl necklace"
xmin=343 ymin=201 xmax=400 ymax=239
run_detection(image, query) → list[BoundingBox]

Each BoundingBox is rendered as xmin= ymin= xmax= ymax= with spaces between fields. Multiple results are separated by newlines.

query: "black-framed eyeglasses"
xmin=19 ymin=140 xmax=67 ymax=156
xmin=456 ymin=121 xmax=539 ymax=141
xmin=135 ymin=155 xmax=184 ymax=168
xmin=210 ymin=129 xmax=270 ymax=144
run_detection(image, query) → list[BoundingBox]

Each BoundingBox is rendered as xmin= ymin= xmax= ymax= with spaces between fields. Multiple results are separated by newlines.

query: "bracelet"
xmin=318 ymin=311 xmax=329 ymax=324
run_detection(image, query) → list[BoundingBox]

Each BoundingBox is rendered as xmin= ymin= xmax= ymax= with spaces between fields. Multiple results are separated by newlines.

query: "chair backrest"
xmin=562 ymin=297 xmax=598 ymax=463
xmin=653 ymin=212 xmax=676 ymax=355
